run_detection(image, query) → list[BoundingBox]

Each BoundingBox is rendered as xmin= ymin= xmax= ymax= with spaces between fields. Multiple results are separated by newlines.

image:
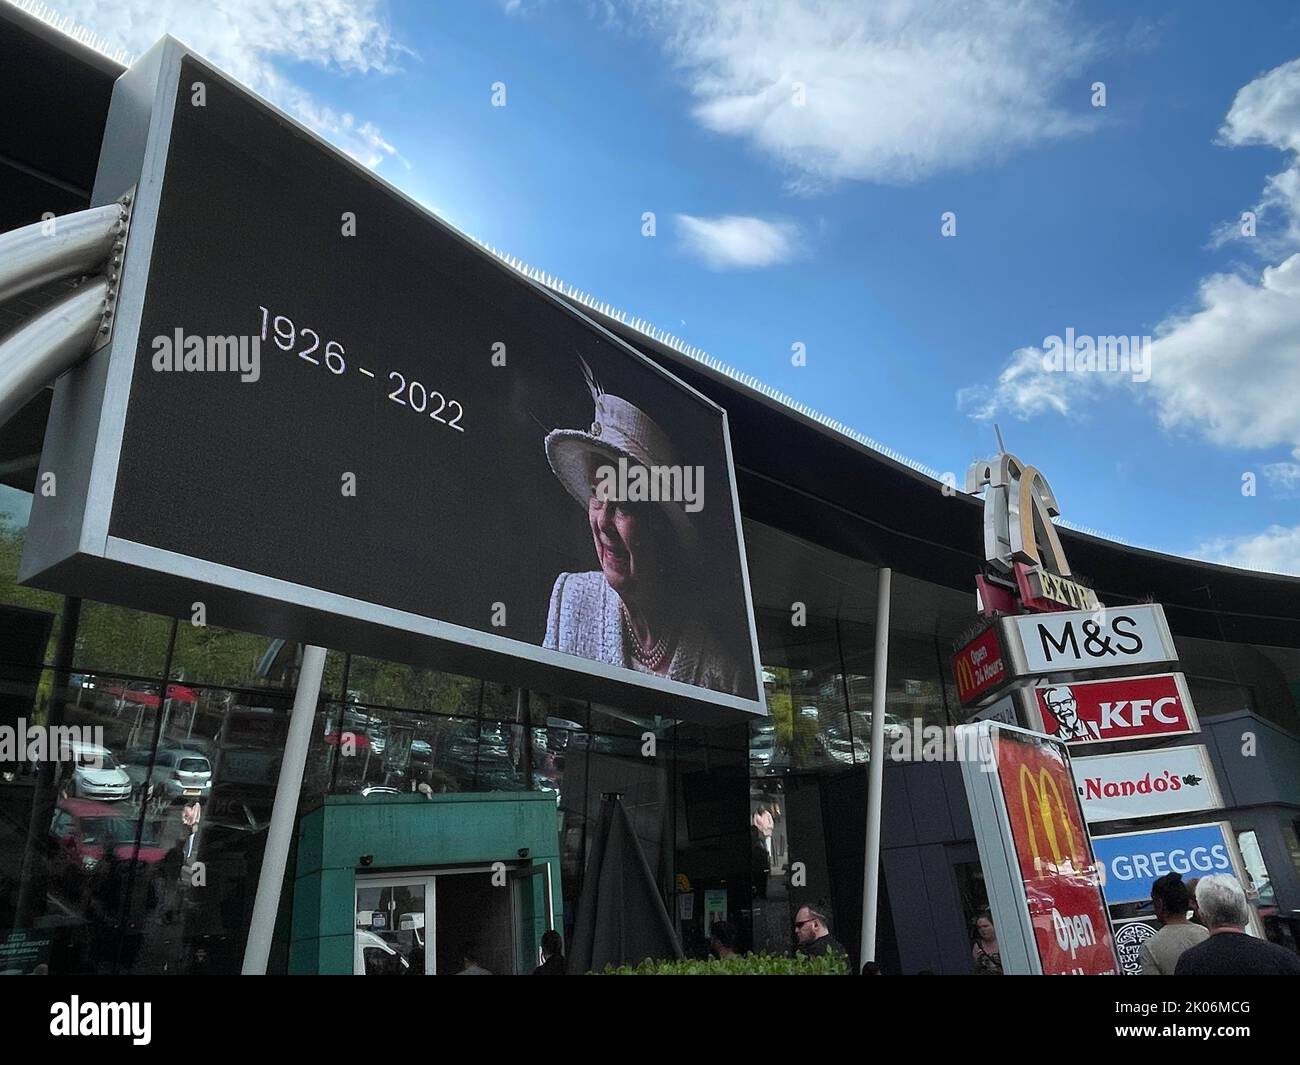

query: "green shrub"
xmin=599 ymin=951 xmax=849 ymax=975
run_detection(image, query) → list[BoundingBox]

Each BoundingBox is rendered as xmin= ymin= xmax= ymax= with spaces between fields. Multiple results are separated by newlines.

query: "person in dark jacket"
xmin=1175 ymin=875 xmax=1300 ymax=975
xmin=533 ymin=929 xmax=566 ymax=975
xmin=794 ymin=905 xmax=846 ymax=962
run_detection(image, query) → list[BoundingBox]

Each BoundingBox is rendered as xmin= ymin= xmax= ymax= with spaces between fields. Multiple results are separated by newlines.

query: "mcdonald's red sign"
xmin=995 ymin=730 xmax=1117 ymax=975
xmin=952 ymin=625 xmax=1008 ymax=707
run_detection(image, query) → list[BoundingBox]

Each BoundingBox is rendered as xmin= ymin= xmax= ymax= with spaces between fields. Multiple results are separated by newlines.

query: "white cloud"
xmin=957 ymin=346 xmax=1069 ymax=421
xmin=962 ymin=57 xmax=1300 ymax=458
xmin=1214 ymin=57 xmax=1300 ymax=252
xmin=30 ymin=0 xmax=409 ymax=169
xmin=1263 ymin=461 xmax=1300 ymax=494
xmin=626 ymin=0 xmax=1096 ymax=187
xmin=1193 ymin=524 xmax=1300 ymax=577
xmin=955 ymin=344 xmax=1129 ymax=422
xmin=1149 ymin=254 xmax=1300 ymax=451
xmin=676 ymin=213 xmax=799 ymax=269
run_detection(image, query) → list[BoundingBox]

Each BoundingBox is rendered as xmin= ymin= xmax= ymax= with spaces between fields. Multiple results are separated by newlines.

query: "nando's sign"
xmin=966 ymin=452 xmax=1100 ymax=614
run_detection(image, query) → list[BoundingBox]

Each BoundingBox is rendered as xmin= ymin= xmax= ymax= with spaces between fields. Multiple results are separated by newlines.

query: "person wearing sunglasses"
xmin=794 ymin=905 xmax=846 ymax=964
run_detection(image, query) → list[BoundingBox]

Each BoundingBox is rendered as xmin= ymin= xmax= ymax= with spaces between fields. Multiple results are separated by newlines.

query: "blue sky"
xmin=21 ymin=0 xmax=1300 ymax=574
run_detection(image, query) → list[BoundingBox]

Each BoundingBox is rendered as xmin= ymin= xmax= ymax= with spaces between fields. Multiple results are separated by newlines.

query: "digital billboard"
xmin=21 ymin=39 xmax=764 ymax=719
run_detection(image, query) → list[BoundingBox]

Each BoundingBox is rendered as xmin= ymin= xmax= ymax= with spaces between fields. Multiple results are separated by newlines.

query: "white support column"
xmin=859 ymin=567 xmax=892 ymax=969
xmin=241 ymin=644 xmax=327 ymax=975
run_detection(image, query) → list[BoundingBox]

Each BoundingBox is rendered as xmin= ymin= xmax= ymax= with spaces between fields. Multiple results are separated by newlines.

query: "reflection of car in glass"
xmin=816 ymin=730 xmax=869 ymax=765
xmin=48 ymin=799 xmax=166 ymax=890
xmin=748 ymin=724 xmax=790 ymax=775
xmin=435 ymin=721 xmax=520 ymax=791
xmin=355 ymin=929 xmax=412 ymax=975
xmin=60 ymin=742 xmax=132 ymax=801
xmin=124 ymin=747 xmax=212 ymax=803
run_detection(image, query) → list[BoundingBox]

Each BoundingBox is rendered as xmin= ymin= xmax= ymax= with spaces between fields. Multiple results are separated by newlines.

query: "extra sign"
xmin=1070 ymin=745 xmax=1221 ymax=824
xmin=1006 ymin=604 xmax=1178 ymax=675
xmin=1028 ymin=673 xmax=1199 ymax=746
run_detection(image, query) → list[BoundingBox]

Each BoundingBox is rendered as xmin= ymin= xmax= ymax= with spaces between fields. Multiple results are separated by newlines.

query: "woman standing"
xmin=972 ymin=911 xmax=1002 ymax=974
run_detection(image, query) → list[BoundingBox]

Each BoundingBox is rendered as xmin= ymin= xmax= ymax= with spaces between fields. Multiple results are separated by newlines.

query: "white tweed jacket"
xmin=543 ymin=571 xmax=744 ymax=696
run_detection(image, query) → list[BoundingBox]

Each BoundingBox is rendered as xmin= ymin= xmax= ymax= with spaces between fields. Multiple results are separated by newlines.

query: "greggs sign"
xmin=1029 ymin=672 xmax=1199 ymax=746
xmin=994 ymin=729 xmax=1117 ymax=974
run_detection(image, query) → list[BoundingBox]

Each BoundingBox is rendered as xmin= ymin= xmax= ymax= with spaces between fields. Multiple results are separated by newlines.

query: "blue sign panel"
xmin=1093 ymin=822 xmax=1235 ymax=906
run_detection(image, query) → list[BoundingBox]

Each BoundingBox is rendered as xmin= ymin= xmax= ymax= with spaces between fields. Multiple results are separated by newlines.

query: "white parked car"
xmin=61 ymin=742 xmax=132 ymax=802
xmin=124 ymin=747 xmax=213 ymax=803
xmin=354 ymin=929 xmax=411 ymax=975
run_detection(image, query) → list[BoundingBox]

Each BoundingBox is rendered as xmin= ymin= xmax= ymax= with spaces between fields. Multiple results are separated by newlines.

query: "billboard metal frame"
xmin=21 ymin=38 xmax=767 ymax=722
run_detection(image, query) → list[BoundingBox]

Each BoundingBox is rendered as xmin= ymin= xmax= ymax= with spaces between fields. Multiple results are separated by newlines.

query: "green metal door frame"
xmin=290 ymin=792 xmax=562 ymax=975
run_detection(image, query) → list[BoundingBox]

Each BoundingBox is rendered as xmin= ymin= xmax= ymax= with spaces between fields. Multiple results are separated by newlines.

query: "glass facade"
xmin=4 ymin=478 xmax=1300 ymax=974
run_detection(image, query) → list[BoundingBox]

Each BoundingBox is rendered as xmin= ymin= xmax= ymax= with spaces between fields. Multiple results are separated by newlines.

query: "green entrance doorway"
xmin=290 ymin=792 xmax=561 ymax=975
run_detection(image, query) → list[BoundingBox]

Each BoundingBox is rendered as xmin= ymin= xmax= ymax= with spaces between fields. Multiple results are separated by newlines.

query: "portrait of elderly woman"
xmin=542 ymin=358 xmax=747 ymax=697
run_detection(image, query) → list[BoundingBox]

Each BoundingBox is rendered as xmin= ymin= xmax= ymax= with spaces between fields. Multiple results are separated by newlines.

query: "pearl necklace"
xmin=622 ymin=604 xmax=672 ymax=672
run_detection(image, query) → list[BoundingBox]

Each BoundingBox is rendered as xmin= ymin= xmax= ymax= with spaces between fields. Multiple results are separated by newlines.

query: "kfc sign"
xmin=952 ymin=626 xmax=1008 ymax=707
xmin=1030 ymin=672 xmax=1199 ymax=746
xmin=1008 ymin=604 xmax=1177 ymax=674
xmin=1070 ymin=745 xmax=1221 ymax=824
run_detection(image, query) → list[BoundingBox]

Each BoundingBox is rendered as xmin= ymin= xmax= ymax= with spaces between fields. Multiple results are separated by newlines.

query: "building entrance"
xmin=291 ymin=792 xmax=561 ymax=975
xmin=354 ymin=864 xmax=549 ymax=975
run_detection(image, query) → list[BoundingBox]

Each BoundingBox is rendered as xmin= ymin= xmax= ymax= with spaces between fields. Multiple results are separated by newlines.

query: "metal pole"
xmin=0 ymin=202 xmax=125 ymax=306
xmin=241 ymin=644 xmax=327 ymax=974
xmin=859 ymin=567 xmax=892 ymax=969
xmin=0 ymin=279 xmax=109 ymax=428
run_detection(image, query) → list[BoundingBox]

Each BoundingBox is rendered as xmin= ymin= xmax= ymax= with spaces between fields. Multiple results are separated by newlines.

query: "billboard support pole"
xmin=0 ymin=280 xmax=110 ymax=429
xmin=0 ymin=202 xmax=125 ymax=306
xmin=860 ymin=567 xmax=891 ymax=968
xmin=241 ymin=643 xmax=327 ymax=975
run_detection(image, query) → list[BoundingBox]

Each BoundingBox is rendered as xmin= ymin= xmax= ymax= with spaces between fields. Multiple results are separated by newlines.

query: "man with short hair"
xmin=1140 ymin=872 xmax=1208 ymax=974
xmin=794 ymin=905 xmax=846 ymax=963
xmin=532 ymin=929 xmax=566 ymax=975
xmin=1175 ymin=875 xmax=1300 ymax=975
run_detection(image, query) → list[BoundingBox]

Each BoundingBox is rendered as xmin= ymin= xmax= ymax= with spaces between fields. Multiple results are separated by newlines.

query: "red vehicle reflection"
xmin=48 ymin=798 xmax=167 ymax=890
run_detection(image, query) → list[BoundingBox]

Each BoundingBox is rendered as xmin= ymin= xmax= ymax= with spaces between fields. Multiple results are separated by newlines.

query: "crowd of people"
xmin=966 ymin=872 xmax=1300 ymax=976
